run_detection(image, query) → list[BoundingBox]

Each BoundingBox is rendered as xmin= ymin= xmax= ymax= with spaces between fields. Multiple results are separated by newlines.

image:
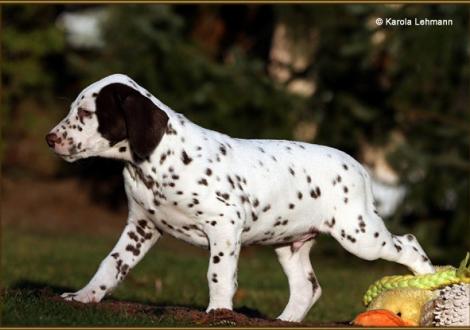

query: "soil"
xmin=45 ymin=290 xmax=346 ymax=327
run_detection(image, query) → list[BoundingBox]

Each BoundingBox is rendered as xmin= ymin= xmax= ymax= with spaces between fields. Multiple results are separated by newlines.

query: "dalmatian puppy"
xmin=46 ymin=74 xmax=434 ymax=322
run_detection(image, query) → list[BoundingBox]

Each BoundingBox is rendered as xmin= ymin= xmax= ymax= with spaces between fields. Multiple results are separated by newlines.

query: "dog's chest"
xmin=123 ymin=165 xmax=210 ymax=246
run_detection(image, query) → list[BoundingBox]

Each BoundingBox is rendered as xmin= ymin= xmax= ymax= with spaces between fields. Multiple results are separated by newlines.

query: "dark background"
xmin=2 ymin=4 xmax=469 ymax=263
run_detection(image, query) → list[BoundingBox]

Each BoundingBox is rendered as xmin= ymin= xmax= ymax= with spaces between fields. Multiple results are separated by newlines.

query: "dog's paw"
xmin=277 ymin=311 xmax=304 ymax=323
xmin=61 ymin=288 xmax=103 ymax=303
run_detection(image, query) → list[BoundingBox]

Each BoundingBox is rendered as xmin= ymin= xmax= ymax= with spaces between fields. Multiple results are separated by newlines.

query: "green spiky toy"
xmin=361 ymin=253 xmax=470 ymax=326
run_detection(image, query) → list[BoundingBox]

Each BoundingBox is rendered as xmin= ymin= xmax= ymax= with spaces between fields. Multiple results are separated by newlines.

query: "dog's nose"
xmin=45 ymin=133 xmax=61 ymax=147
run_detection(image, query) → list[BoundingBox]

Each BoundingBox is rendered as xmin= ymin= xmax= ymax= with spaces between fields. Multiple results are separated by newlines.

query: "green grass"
xmin=2 ymin=290 xmax=182 ymax=326
xmin=1 ymin=225 xmax=410 ymax=326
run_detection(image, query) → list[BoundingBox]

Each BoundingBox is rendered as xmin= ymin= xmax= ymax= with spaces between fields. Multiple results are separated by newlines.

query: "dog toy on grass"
xmin=353 ymin=309 xmax=415 ymax=326
xmin=363 ymin=253 xmax=470 ymax=306
xmin=354 ymin=253 xmax=470 ymax=326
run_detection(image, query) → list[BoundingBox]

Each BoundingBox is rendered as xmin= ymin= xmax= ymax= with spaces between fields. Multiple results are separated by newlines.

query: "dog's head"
xmin=46 ymin=74 xmax=169 ymax=162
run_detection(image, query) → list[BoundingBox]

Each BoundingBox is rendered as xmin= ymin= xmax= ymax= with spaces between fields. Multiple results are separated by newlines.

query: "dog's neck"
xmin=122 ymin=113 xmax=232 ymax=196
xmin=123 ymin=114 xmax=201 ymax=186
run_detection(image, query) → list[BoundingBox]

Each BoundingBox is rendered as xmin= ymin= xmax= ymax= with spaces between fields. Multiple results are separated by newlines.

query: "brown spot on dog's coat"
xmin=128 ymin=231 xmax=139 ymax=242
xmin=181 ymin=150 xmax=192 ymax=165
xmin=289 ymin=167 xmax=295 ymax=176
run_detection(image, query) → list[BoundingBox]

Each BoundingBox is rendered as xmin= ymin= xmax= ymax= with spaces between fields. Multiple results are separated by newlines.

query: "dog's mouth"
xmin=56 ymin=151 xmax=79 ymax=156
xmin=55 ymin=149 xmax=87 ymax=160
xmin=59 ymin=154 xmax=82 ymax=163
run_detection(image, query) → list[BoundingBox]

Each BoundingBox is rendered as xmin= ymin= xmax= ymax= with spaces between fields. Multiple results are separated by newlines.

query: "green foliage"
xmin=2 ymin=6 xmax=65 ymax=111
xmin=1 ymin=6 xmax=66 ymax=162
xmin=68 ymin=5 xmax=305 ymax=139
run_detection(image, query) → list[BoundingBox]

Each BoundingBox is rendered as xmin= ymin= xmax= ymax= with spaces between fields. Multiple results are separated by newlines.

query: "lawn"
xmin=1 ymin=223 xmax=410 ymax=326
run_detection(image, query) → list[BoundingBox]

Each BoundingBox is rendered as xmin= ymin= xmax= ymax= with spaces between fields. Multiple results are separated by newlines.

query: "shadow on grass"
xmin=9 ymin=280 xmax=75 ymax=295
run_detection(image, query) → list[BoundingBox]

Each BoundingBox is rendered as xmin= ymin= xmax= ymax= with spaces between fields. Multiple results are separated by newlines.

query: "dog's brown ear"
xmin=95 ymin=84 xmax=128 ymax=145
xmin=122 ymin=93 xmax=169 ymax=161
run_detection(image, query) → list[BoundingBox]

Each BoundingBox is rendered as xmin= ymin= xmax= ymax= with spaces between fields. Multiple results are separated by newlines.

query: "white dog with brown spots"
xmin=46 ymin=74 xmax=435 ymax=322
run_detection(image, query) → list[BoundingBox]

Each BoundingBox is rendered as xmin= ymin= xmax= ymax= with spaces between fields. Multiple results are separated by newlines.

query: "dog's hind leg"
xmin=275 ymin=238 xmax=321 ymax=322
xmin=325 ymin=170 xmax=434 ymax=275
xmin=329 ymin=204 xmax=435 ymax=275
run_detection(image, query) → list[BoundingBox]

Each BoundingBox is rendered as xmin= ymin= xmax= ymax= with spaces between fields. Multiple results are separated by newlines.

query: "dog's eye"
xmin=77 ymin=107 xmax=93 ymax=119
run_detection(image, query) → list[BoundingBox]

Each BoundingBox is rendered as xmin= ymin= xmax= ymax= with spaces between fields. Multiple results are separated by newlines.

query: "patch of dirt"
xmin=41 ymin=289 xmax=347 ymax=327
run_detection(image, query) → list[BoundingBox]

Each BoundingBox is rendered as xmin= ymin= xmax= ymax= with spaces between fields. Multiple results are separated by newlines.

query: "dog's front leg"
xmin=205 ymin=222 xmax=242 ymax=312
xmin=61 ymin=218 xmax=161 ymax=303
